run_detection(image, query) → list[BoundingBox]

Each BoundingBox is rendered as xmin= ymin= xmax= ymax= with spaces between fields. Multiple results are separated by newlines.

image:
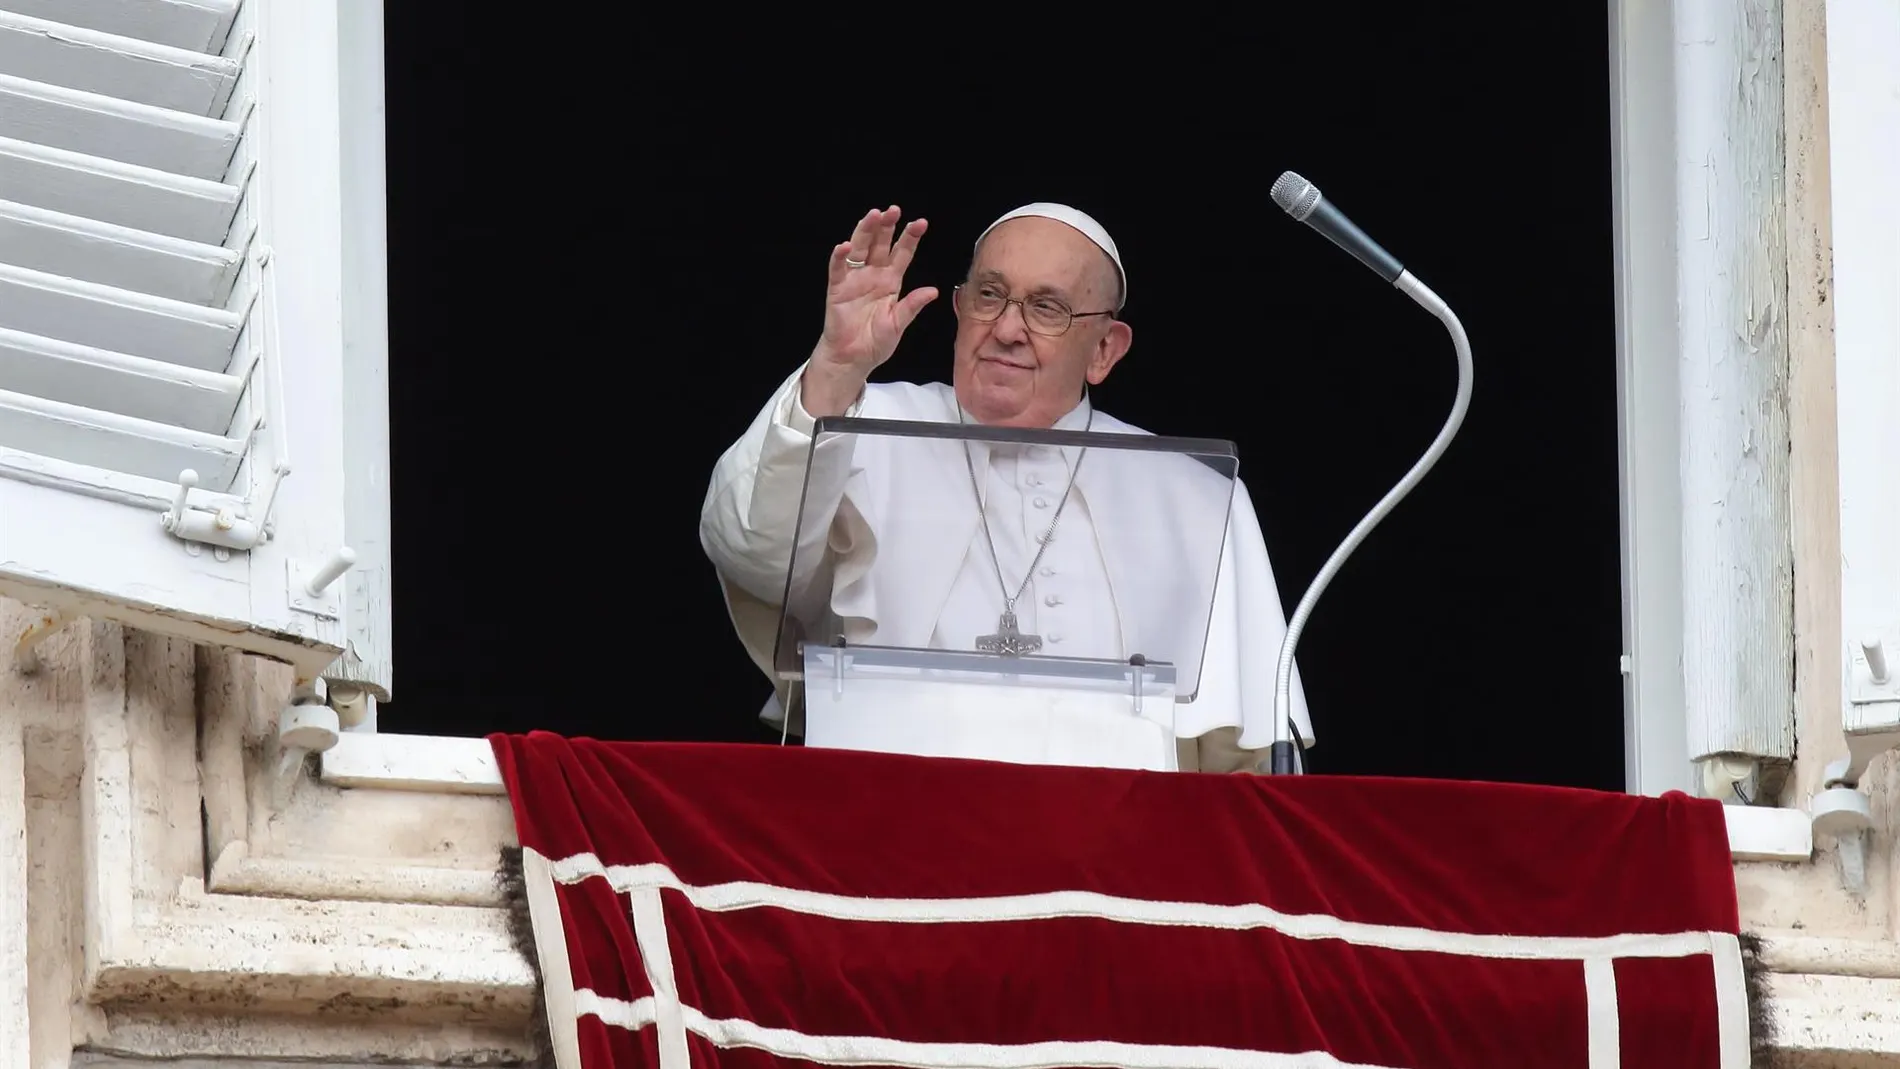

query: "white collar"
xmin=954 ymin=393 xmax=1094 ymax=432
xmin=957 ymin=394 xmax=1095 ymax=483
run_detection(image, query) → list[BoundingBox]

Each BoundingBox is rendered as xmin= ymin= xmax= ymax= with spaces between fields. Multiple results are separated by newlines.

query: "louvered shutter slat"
xmin=0 ymin=198 xmax=240 ymax=305
xmin=0 ymin=263 xmax=242 ymax=371
xmin=0 ymin=325 xmax=241 ymax=432
xmin=0 ymin=71 xmax=240 ymax=181
xmin=0 ymin=386 xmax=243 ymax=486
xmin=0 ymin=10 xmax=240 ymax=116
xmin=0 ymin=0 xmax=237 ymax=55
xmin=0 ymin=136 xmax=240 ymax=243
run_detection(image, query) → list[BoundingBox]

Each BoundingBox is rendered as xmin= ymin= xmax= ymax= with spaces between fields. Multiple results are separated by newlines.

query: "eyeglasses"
xmin=953 ymin=283 xmax=1115 ymax=337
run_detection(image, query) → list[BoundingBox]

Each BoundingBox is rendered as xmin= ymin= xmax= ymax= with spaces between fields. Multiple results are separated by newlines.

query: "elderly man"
xmin=700 ymin=203 xmax=1313 ymax=772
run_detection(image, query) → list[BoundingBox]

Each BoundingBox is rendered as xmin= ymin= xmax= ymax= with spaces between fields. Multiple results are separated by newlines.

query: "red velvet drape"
xmin=491 ymin=733 xmax=1743 ymax=1069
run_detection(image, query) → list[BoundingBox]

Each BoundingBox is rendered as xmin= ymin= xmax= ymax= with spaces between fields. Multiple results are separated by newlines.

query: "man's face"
xmin=952 ymin=217 xmax=1133 ymax=428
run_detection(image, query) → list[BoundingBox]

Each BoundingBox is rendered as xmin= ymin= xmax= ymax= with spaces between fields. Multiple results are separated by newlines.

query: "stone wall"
xmin=0 ymin=601 xmax=534 ymax=1067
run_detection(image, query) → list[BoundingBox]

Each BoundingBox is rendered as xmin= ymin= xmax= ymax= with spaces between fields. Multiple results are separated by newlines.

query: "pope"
xmin=700 ymin=203 xmax=1313 ymax=772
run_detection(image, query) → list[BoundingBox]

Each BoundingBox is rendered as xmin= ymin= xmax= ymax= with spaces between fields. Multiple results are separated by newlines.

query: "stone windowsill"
xmin=318 ymin=733 xmax=1817 ymax=863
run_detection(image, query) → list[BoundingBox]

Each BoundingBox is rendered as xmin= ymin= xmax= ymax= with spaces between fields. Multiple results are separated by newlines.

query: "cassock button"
xmin=1025 ymin=474 xmax=1043 ymax=487
xmin=1038 ymin=566 xmax=1055 ymax=577
xmin=1033 ymin=497 xmax=1049 ymax=508
xmin=1044 ymin=593 xmax=1062 ymax=607
xmin=1048 ymin=633 xmax=1064 ymax=643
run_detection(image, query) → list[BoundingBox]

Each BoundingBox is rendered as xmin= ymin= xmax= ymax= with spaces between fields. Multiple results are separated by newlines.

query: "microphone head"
xmin=1270 ymin=171 xmax=1323 ymax=222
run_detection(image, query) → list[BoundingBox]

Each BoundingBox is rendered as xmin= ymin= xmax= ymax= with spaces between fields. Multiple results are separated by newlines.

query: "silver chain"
xmin=958 ymin=400 xmax=1093 ymax=616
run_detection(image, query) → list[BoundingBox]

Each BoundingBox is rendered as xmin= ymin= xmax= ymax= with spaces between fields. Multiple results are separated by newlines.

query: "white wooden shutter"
xmin=0 ymin=0 xmax=392 ymax=696
xmin=1829 ymin=0 xmax=1900 ymax=735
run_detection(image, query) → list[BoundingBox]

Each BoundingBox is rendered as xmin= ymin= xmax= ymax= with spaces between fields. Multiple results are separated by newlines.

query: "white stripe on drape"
xmin=1710 ymin=932 xmax=1750 ymax=1069
xmin=1584 ymin=956 xmax=1621 ymax=1069
xmin=548 ymin=852 xmax=1724 ymax=963
xmin=576 ymin=987 xmax=1408 ymax=1068
xmin=628 ymin=885 xmax=689 ymax=1067
xmin=576 ymin=987 xmax=654 ymax=1029
xmin=522 ymin=848 xmax=584 ymax=1069
xmin=691 ymin=1004 xmax=1405 ymax=1069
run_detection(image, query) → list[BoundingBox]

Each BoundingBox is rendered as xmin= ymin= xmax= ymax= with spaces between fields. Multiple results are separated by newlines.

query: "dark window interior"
xmin=378 ymin=11 xmax=1625 ymax=790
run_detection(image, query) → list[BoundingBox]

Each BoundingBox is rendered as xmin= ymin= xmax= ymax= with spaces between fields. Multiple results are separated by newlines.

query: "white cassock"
xmin=700 ymin=363 xmax=1315 ymax=773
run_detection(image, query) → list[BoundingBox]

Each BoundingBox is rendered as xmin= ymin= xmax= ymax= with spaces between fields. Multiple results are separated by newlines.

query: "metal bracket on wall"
xmin=1813 ymin=633 xmax=1900 ymax=894
xmin=287 ymin=547 xmax=355 ymax=619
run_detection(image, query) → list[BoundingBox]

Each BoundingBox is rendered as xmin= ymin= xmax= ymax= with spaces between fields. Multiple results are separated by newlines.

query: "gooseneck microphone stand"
xmin=1264 ymin=171 xmax=1475 ymax=776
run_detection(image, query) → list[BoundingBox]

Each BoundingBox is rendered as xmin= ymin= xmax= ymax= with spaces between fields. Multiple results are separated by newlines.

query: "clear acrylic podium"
xmin=773 ymin=415 xmax=1236 ymax=773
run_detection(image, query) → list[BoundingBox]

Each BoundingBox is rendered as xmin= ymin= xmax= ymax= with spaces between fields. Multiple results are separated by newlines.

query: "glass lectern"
xmin=773 ymin=415 xmax=1236 ymax=772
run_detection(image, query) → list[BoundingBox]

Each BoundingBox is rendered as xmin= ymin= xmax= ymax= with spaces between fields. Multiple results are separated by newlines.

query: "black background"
xmin=377 ymin=11 xmax=1626 ymax=790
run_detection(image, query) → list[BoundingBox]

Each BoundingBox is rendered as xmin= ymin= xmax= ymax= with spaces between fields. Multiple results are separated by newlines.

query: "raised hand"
xmin=802 ymin=206 xmax=939 ymax=417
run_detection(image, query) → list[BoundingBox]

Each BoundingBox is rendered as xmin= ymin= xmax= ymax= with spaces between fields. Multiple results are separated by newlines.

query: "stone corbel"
xmin=72 ymin=629 xmax=532 ymax=1061
xmin=197 ymin=647 xmax=513 ymax=909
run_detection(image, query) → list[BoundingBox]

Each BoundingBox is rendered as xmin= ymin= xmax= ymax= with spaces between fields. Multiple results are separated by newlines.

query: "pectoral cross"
xmin=976 ymin=610 xmax=1042 ymax=657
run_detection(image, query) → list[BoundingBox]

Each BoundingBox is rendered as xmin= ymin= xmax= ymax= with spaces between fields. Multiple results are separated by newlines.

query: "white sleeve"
xmin=698 ymin=363 xmax=862 ymax=605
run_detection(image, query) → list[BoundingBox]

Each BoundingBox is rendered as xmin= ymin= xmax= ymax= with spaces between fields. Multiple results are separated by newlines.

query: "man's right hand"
xmin=800 ymin=206 xmax=939 ymax=418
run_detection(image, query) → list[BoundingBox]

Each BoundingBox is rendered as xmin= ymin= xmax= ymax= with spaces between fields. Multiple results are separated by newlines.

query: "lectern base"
xmin=798 ymin=646 xmax=1178 ymax=772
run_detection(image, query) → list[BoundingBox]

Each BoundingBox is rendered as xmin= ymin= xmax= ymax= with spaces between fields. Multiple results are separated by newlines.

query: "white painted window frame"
xmin=1609 ymin=0 xmax=1694 ymax=802
xmin=327 ymin=0 xmax=393 ymax=709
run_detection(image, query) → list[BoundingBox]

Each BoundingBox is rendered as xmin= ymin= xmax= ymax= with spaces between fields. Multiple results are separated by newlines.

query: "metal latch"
xmin=161 ymin=464 xmax=287 ymax=558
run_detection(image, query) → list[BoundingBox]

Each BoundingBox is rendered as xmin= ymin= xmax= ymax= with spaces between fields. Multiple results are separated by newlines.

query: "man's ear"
xmin=1086 ymin=320 xmax=1133 ymax=385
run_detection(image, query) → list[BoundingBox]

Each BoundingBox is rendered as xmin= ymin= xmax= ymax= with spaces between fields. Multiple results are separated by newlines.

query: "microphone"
xmin=1269 ymin=171 xmax=1405 ymax=284
xmin=1262 ymin=170 xmax=1475 ymax=776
